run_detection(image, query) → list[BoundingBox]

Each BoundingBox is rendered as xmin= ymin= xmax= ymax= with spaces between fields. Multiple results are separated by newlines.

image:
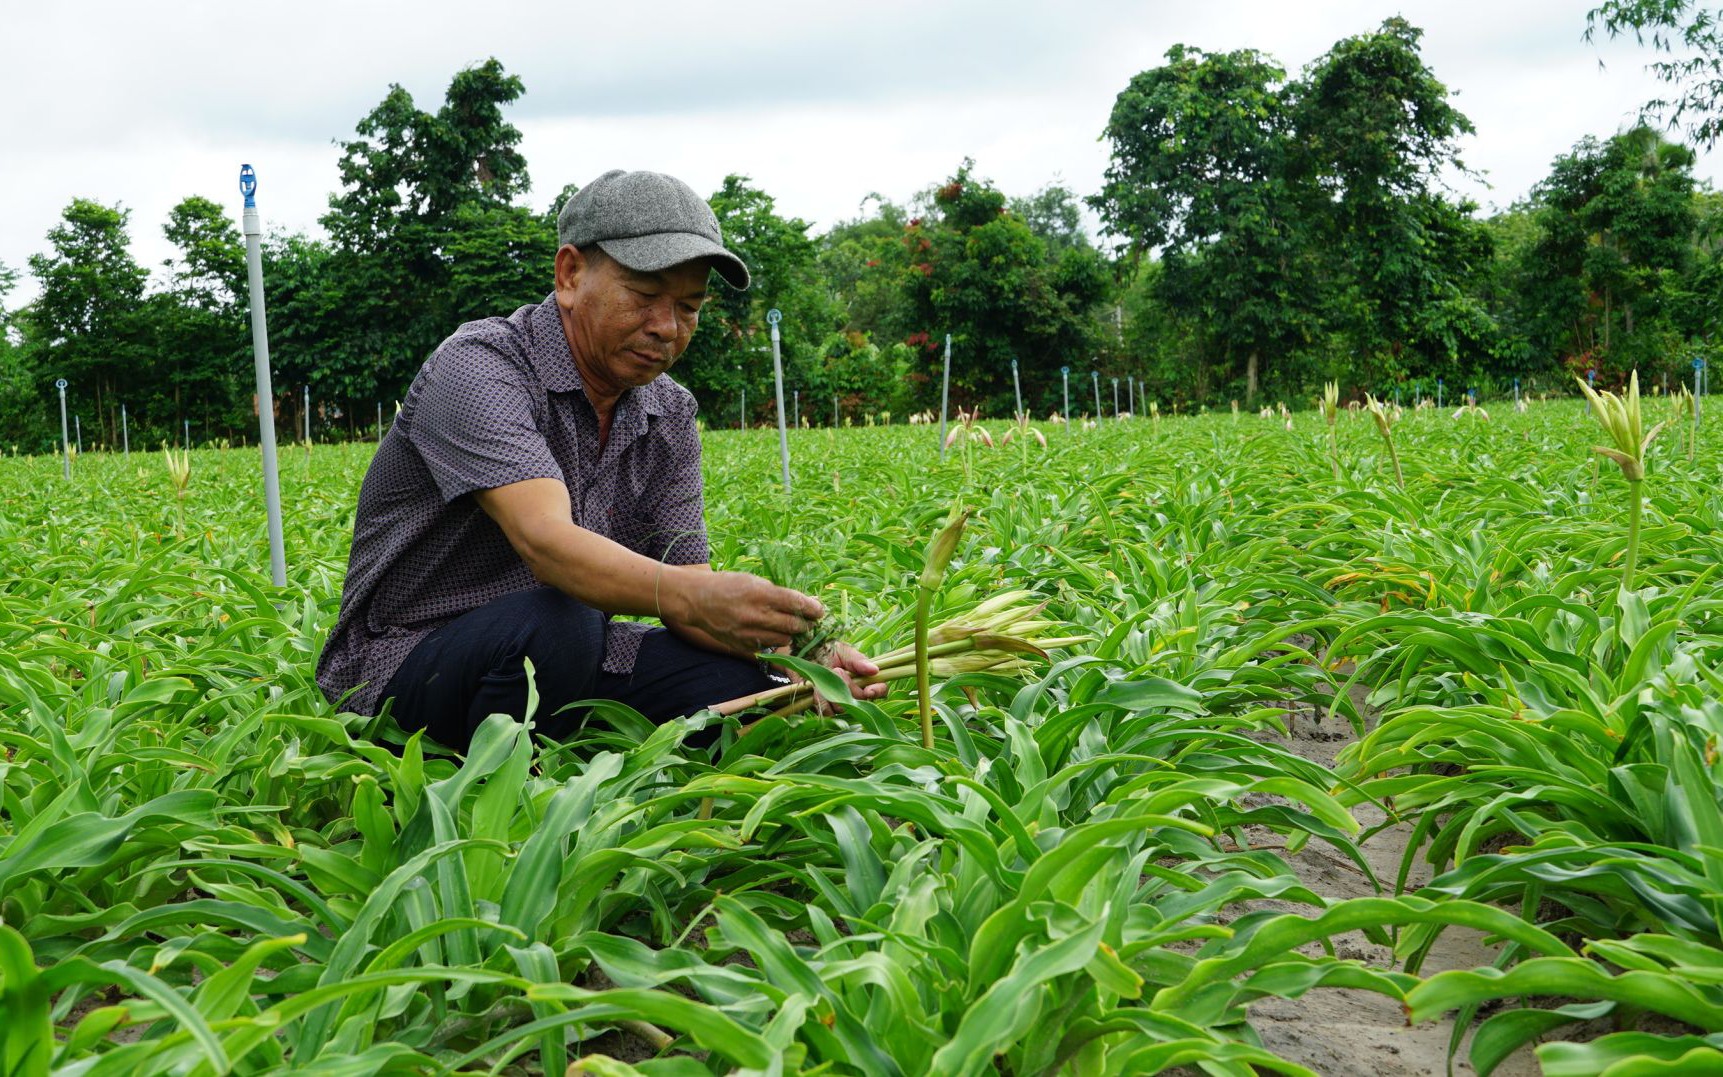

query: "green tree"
xmin=445 ymin=202 xmax=559 ymax=325
xmin=0 ymin=262 xmax=44 ymax=452
xmin=1093 ymin=45 xmax=1322 ymax=404
xmin=147 ymin=196 xmax=251 ymax=444
xmin=1009 ymin=183 xmax=1092 ymax=256
xmin=1520 ymin=127 xmax=1697 ymax=381
xmin=820 ymin=194 xmax=919 ymax=351
xmin=676 ymin=176 xmax=864 ymax=425
xmin=26 ymin=199 xmax=150 ymax=445
xmin=1588 ymin=0 xmax=1723 ymax=148
xmin=261 ymin=233 xmax=366 ymax=439
xmin=320 ymin=59 xmax=536 ymax=418
xmin=1292 ymin=18 xmax=1494 ymax=387
xmin=895 ymin=162 xmax=1109 ymax=417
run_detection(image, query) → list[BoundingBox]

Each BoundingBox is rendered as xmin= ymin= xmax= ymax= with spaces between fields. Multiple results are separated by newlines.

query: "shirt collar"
xmin=528 ymin=293 xmax=673 ymax=421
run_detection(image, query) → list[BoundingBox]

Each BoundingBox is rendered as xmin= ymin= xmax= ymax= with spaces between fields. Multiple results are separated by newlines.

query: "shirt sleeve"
xmin=406 ymin=338 xmax=564 ymax=503
xmin=642 ymin=403 xmax=709 ymax=565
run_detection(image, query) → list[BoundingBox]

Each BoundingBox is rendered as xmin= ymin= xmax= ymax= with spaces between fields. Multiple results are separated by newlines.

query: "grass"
xmin=0 ymin=393 xmax=1719 ymax=1074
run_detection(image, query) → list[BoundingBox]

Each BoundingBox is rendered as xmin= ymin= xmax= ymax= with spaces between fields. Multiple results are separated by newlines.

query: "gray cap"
xmin=557 ymin=170 xmax=750 ymax=290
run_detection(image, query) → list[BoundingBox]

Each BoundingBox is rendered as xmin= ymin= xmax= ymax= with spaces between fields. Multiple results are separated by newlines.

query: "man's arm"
xmin=475 ymin=477 xmax=820 ymax=655
xmin=659 ymin=563 xmax=750 ymax=658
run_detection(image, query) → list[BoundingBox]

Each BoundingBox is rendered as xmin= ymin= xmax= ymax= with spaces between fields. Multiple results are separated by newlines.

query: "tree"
xmin=1096 ymin=22 xmax=1505 ymax=402
xmin=148 ymin=196 xmax=251 ymax=442
xmin=1010 ymin=183 xmax=1093 ymax=256
xmin=261 ymin=232 xmax=372 ymax=437
xmin=820 ymin=194 xmax=919 ymax=354
xmin=900 ymin=162 xmax=1110 ymax=417
xmin=1519 ymin=127 xmax=1698 ymax=382
xmin=445 ymin=202 xmax=559 ymax=325
xmin=1292 ymin=18 xmax=1492 ymax=386
xmin=0 ymin=261 xmax=43 ymax=452
xmin=164 ymin=196 xmax=246 ymax=308
xmin=675 ymin=176 xmax=857 ymax=423
xmin=26 ymin=199 xmax=150 ymax=445
xmin=321 ymin=59 xmax=538 ymax=415
xmin=1588 ymin=0 xmax=1723 ymax=148
xmin=1093 ymin=45 xmax=1322 ymax=404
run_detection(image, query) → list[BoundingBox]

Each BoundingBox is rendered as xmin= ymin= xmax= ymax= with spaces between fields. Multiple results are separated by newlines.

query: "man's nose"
xmin=644 ymin=296 xmax=678 ymax=339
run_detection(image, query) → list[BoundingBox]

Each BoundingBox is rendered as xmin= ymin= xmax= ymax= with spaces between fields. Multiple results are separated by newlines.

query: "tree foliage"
xmin=25 ymin=199 xmax=150 ymax=446
xmin=1095 ymin=20 xmax=1503 ymax=403
xmin=1588 ymin=0 xmax=1723 ymax=148
xmin=5 ymin=38 xmax=1723 ymax=450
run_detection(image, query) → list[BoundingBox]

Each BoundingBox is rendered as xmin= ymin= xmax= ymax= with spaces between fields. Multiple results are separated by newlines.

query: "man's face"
xmin=555 ymin=245 xmax=710 ymax=400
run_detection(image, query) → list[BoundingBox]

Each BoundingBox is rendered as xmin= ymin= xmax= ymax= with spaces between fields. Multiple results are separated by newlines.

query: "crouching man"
xmin=316 ymin=169 xmax=882 ymax=751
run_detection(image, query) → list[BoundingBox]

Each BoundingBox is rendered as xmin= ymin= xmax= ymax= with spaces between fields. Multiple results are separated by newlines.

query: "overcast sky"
xmin=1 ymin=0 xmax=1709 ymax=307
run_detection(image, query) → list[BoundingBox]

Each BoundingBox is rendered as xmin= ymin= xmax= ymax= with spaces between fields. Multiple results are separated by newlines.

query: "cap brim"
xmin=597 ymin=233 xmax=750 ymax=290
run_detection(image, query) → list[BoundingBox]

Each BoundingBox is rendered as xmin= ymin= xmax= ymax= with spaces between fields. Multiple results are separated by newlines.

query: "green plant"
xmin=1577 ymin=370 xmax=1667 ymax=593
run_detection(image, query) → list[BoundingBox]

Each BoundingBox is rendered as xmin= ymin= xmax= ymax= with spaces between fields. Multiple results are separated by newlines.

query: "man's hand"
xmin=666 ymin=568 xmax=824 ymax=658
xmin=814 ymin=641 xmax=888 ymax=714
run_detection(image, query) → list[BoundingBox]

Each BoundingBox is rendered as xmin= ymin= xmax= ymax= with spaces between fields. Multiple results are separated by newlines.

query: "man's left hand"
xmin=778 ymin=642 xmax=887 ymax=715
xmin=822 ymin=643 xmax=888 ymax=708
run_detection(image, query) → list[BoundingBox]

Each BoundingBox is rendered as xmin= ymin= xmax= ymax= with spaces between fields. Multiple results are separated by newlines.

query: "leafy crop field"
xmin=2 ymin=397 xmax=1721 ymax=1076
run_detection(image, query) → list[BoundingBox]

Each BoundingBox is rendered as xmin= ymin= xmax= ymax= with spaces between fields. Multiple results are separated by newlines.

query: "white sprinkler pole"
xmin=1112 ymin=377 xmax=1119 ymax=419
xmin=303 ymin=385 xmax=311 ymax=443
xmin=1061 ymin=366 xmax=1070 ymax=431
xmin=768 ymin=309 xmax=791 ymax=494
xmin=75 ymin=415 xmax=82 ymax=454
xmin=938 ymin=333 xmax=952 ymax=462
xmin=240 ymin=164 xmax=288 ymax=588
xmin=1697 ymin=357 xmax=1705 ymax=428
xmin=1091 ymin=370 xmax=1101 ymax=423
xmin=56 ymin=379 xmax=69 ymax=479
xmin=1010 ymin=358 xmax=1022 ymax=418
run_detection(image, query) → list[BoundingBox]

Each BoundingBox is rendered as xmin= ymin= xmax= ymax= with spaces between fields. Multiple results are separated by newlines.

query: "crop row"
xmin=0 ymin=398 xmax=1719 ymax=1075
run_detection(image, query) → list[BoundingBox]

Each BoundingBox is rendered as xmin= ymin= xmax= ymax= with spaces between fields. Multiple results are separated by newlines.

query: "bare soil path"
xmin=1240 ymin=700 xmax=1540 ymax=1077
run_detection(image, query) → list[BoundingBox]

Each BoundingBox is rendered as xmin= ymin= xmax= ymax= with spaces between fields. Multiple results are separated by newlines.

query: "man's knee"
xmin=497 ymin=588 xmax=605 ymax=685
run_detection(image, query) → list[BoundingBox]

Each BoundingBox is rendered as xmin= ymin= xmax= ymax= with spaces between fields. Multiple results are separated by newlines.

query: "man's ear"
xmin=554 ymin=244 xmax=586 ymax=293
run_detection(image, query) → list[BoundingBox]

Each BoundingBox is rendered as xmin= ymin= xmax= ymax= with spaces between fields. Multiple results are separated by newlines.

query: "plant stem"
xmin=1385 ymin=434 xmax=1404 ymax=490
xmin=915 ymin=585 xmax=934 ymax=749
xmin=1622 ymin=477 xmax=1642 ymax=593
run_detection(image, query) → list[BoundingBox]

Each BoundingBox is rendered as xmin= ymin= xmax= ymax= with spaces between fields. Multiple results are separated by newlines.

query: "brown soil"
xmin=1238 ymin=697 xmax=1541 ymax=1077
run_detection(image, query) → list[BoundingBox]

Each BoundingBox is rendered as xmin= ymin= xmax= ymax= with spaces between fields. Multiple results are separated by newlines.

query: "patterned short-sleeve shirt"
xmin=316 ymin=293 xmax=710 ymax=716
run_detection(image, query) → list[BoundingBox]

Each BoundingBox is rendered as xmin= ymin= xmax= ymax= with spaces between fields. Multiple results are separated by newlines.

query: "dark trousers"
xmin=379 ymin=587 xmax=776 ymax=752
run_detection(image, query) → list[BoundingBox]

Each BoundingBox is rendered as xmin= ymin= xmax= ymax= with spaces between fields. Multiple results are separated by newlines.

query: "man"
xmin=316 ymin=169 xmax=882 ymax=751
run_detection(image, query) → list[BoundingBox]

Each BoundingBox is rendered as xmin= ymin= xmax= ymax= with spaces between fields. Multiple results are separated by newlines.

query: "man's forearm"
xmin=512 ymin=519 xmax=695 ymax=622
xmin=475 ymin=479 xmax=819 ymax=656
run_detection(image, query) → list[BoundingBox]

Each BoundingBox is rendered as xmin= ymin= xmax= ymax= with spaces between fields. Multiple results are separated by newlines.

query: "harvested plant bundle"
xmin=712 ymin=588 xmax=1083 ymax=724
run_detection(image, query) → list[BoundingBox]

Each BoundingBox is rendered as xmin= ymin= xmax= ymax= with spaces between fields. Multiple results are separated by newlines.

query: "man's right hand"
xmin=665 ymin=567 xmax=824 ymax=657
